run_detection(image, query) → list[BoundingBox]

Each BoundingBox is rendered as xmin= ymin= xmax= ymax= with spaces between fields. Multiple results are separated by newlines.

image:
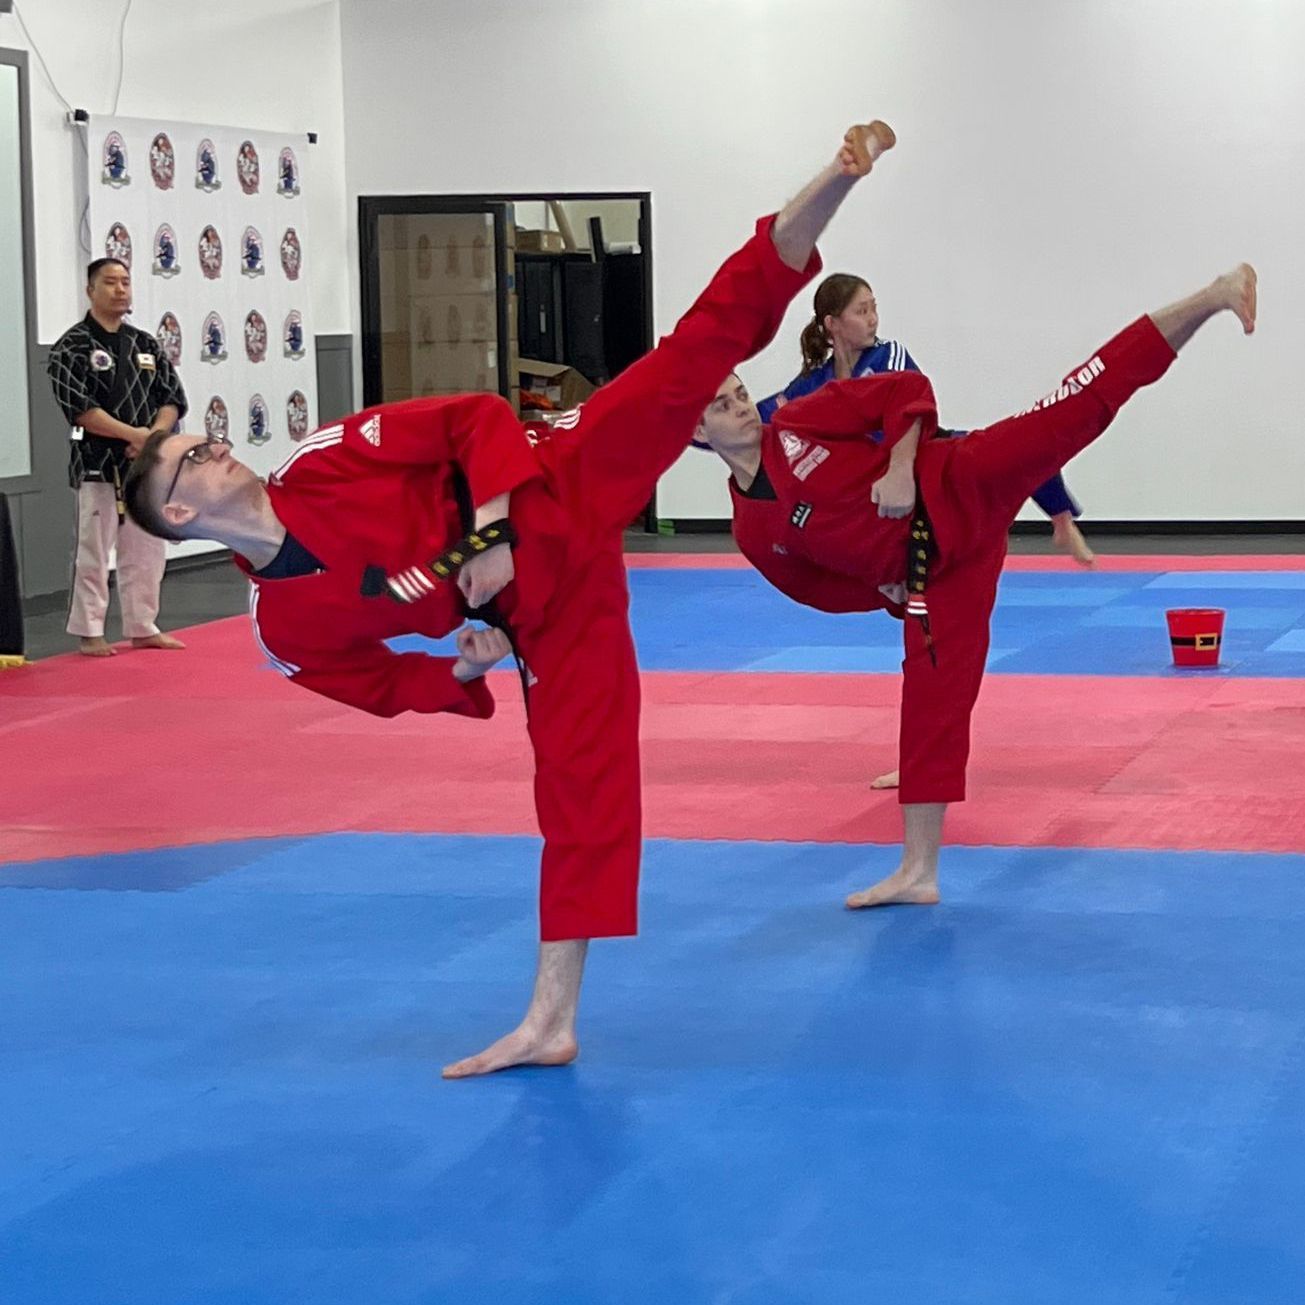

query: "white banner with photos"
xmin=85 ymin=115 xmax=317 ymax=484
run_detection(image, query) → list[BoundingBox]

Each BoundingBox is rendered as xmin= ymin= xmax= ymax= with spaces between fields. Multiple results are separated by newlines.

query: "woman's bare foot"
xmin=131 ymin=633 xmax=186 ymax=650
xmin=846 ymin=865 xmax=940 ymax=910
xmin=442 ymin=1024 xmax=578 ymax=1080
xmin=870 ymin=768 xmax=900 ymax=790
xmin=1218 ymin=263 xmax=1257 ymax=334
xmin=1051 ymin=513 xmax=1096 ymax=568
xmin=78 ymin=636 xmax=116 ymax=657
xmin=839 ymin=120 xmax=896 ymax=176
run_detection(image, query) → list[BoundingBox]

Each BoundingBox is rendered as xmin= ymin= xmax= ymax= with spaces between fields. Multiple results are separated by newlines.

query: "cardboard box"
xmin=518 ymin=357 xmax=596 ymax=411
xmin=407 ymin=212 xmax=495 ymax=255
xmin=516 ymin=228 xmax=566 ymax=253
xmin=412 ymin=340 xmax=501 ymax=394
xmin=410 ymin=293 xmax=496 ymax=345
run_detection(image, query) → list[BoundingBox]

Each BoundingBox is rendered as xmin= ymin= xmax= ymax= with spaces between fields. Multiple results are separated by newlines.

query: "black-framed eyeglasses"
xmin=163 ymin=431 xmax=232 ymax=505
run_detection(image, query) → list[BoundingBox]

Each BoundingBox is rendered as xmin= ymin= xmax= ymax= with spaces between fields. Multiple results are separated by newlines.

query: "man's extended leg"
xmin=551 ymin=121 xmax=896 ymax=538
xmin=949 ymin=265 xmax=1256 ymax=533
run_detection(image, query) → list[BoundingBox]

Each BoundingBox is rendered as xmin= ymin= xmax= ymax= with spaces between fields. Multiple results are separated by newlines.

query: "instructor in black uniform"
xmin=47 ymin=257 xmax=189 ymax=656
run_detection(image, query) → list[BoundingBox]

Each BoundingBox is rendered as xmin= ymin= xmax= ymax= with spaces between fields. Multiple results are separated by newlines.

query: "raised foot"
xmin=839 ymin=120 xmax=897 ymax=177
xmin=870 ymin=768 xmax=900 ymax=791
xmin=442 ymin=1025 xmax=579 ymax=1080
xmin=1051 ymin=515 xmax=1096 ymax=568
xmin=78 ymin=636 xmax=116 ymax=658
xmin=845 ymin=868 xmax=940 ymax=910
xmin=131 ymin=633 xmax=186 ymax=650
xmin=1220 ymin=263 xmax=1257 ymax=335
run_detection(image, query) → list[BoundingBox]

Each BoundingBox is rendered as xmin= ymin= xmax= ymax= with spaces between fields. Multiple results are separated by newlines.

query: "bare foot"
xmin=131 ymin=633 xmax=186 ymax=650
xmin=442 ymin=1024 xmax=578 ymax=1080
xmin=1051 ymin=514 xmax=1096 ymax=568
xmin=870 ymin=768 xmax=900 ymax=790
xmin=846 ymin=866 xmax=940 ymax=910
xmin=78 ymin=636 xmax=116 ymax=657
xmin=1218 ymin=263 xmax=1257 ymax=334
xmin=839 ymin=120 xmax=897 ymax=176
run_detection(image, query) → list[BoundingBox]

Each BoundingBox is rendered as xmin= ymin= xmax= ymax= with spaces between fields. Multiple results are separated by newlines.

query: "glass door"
xmin=359 ymin=198 xmax=516 ymax=409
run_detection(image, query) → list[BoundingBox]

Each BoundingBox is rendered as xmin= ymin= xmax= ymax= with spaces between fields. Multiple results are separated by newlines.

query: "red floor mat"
xmin=4 ymin=614 xmax=1304 ymax=863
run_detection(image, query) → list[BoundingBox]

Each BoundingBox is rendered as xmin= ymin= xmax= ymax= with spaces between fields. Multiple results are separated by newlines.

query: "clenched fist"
xmin=452 ymin=625 xmax=512 ymax=682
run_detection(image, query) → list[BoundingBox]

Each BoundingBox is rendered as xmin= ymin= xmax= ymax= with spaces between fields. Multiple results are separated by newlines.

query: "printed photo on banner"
xmin=101 ymin=132 xmax=130 ymax=187
xmin=149 ymin=132 xmax=175 ymax=189
xmin=196 ymin=138 xmax=221 ymax=191
xmin=156 ymin=313 xmax=182 ymax=366
xmin=244 ymin=311 xmax=268 ymax=364
xmin=152 ymin=224 xmax=180 ymax=278
xmin=281 ymin=228 xmax=302 ymax=281
xmin=237 ymin=140 xmax=260 ymax=195
xmin=284 ymin=311 xmax=305 ymax=360
xmin=105 ymin=223 xmax=132 ymax=268
xmin=248 ymin=394 xmax=270 ymax=446
xmin=205 ymin=396 xmax=230 ymax=440
xmin=287 ymin=390 xmax=309 ymax=440
xmin=241 ymin=228 xmax=265 ymax=277
xmin=201 ymin=313 xmax=228 ymax=365
xmin=199 ymin=226 xmax=223 ymax=280
xmin=278 ymin=147 xmax=300 ymax=197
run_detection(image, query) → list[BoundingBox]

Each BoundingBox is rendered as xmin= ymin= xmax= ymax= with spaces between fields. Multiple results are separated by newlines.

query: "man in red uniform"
xmin=122 ymin=120 xmax=899 ymax=1078
xmin=696 ymin=264 xmax=1258 ymax=910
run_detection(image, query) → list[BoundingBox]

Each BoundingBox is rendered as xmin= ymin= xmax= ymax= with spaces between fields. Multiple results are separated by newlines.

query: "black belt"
xmin=905 ymin=502 xmax=937 ymax=666
xmin=359 ymin=466 xmax=533 ymax=707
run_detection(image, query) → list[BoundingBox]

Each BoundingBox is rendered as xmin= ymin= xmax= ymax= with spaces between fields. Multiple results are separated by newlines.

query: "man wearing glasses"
xmin=47 ymin=257 xmax=189 ymax=657
xmin=121 ymin=118 xmax=895 ymax=1079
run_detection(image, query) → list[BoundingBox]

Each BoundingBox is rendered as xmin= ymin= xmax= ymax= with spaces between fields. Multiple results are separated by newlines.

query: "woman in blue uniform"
xmin=759 ymin=273 xmax=1096 ymax=566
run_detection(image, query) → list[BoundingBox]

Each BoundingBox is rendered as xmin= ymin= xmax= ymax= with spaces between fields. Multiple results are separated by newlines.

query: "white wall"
xmin=341 ymin=0 xmax=1304 ymax=522
xmin=3 ymin=0 xmax=350 ymax=343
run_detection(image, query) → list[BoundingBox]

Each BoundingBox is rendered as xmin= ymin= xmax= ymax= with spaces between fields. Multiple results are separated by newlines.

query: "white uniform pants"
xmin=66 ymin=481 xmax=165 ymax=639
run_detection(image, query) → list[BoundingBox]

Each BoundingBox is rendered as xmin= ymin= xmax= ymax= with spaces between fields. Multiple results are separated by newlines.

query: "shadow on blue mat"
xmin=2 ymin=832 xmax=1304 ymax=1303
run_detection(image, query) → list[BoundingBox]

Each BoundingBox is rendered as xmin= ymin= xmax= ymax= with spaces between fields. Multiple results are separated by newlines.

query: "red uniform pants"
xmin=519 ymin=217 xmax=819 ymax=939
xmin=897 ymin=316 xmax=1177 ymax=805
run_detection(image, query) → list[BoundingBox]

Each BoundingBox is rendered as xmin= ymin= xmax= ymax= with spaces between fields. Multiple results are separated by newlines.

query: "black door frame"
xmin=358 ymin=190 xmax=657 ymax=528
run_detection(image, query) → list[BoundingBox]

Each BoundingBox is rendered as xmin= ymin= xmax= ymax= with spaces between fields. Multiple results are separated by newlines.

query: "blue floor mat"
xmin=3 ymin=833 xmax=1304 ymax=1303
xmin=385 ymin=568 xmax=1305 ymax=677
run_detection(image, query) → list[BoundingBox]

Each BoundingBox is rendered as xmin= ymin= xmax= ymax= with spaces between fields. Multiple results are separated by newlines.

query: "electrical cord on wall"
xmin=10 ymin=1 xmax=74 ymax=112
xmin=111 ymin=0 xmax=134 ymax=115
xmin=13 ymin=0 xmax=135 ymax=115
xmin=11 ymin=0 xmax=135 ymax=253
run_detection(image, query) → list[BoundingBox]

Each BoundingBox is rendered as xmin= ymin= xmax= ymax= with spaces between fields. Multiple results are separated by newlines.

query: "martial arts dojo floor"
xmin=4 ymin=550 xmax=1305 ymax=1304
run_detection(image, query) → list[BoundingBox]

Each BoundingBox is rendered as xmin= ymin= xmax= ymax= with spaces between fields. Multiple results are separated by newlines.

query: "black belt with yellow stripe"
xmin=359 ymin=466 xmax=534 ymax=706
xmin=905 ymin=501 xmax=938 ymax=666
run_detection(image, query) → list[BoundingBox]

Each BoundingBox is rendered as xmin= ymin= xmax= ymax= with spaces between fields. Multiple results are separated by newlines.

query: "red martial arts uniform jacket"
xmin=729 ymin=371 xmax=940 ymax=615
xmin=241 ymin=394 xmax=567 ymax=720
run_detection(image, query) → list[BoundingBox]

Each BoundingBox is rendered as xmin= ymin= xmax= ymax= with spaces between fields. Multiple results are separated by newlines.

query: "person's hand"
xmin=124 ymin=426 xmax=152 ymax=459
xmin=871 ymin=466 xmax=916 ymax=519
xmin=457 ymin=543 xmax=515 ymax=610
xmin=452 ymin=625 xmax=512 ymax=682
